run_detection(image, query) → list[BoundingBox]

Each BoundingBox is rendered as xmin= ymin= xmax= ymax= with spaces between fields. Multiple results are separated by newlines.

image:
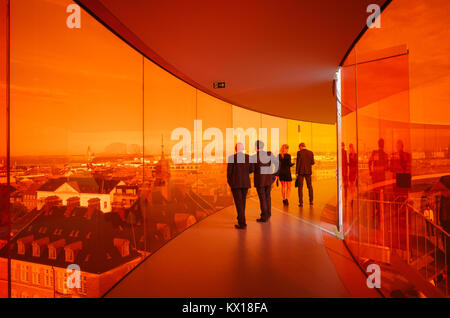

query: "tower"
xmin=154 ymin=135 xmax=171 ymax=199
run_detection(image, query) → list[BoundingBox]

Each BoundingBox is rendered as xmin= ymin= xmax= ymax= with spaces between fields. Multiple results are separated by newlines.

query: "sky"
xmin=8 ymin=0 xmax=336 ymax=157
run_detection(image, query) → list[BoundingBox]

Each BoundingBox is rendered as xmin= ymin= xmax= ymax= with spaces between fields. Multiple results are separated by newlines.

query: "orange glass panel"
xmin=340 ymin=57 xmax=359 ymax=257
xmin=261 ymin=114 xmax=287 ymax=154
xmin=9 ymin=0 xmax=143 ymax=298
xmin=0 ymin=0 xmax=9 ymax=299
xmin=231 ymin=106 xmax=261 ymax=155
xmin=196 ymin=90 xmax=233 ymax=210
xmin=340 ymin=0 xmax=450 ymax=296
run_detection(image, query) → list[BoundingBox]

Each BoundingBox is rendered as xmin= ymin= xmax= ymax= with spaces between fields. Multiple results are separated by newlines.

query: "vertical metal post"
xmin=406 ymin=205 xmax=410 ymax=263
xmin=445 ymin=236 xmax=448 ymax=296
xmin=416 ymin=214 xmax=419 ymax=271
xmin=335 ymin=68 xmax=343 ymax=235
xmin=142 ymin=55 xmax=146 ymax=253
xmin=424 ymin=218 xmax=428 ymax=281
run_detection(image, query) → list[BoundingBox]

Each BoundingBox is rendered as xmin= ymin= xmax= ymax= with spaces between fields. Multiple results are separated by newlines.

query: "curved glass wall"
xmin=0 ymin=0 xmax=337 ymax=297
xmin=0 ymin=0 xmax=9 ymax=299
xmin=339 ymin=0 xmax=450 ymax=297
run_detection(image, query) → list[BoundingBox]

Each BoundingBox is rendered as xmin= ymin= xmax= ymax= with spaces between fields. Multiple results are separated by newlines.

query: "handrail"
xmin=353 ymin=197 xmax=448 ymax=296
xmin=355 ymin=198 xmax=450 ymax=238
xmin=404 ymin=200 xmax=450 ymax=238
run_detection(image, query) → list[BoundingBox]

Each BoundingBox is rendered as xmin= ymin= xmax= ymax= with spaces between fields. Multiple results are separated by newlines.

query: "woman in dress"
xmin=278 ymin=144 xmax=294 ymax=205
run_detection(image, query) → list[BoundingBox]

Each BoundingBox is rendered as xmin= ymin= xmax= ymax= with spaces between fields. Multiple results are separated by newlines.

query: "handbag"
xmin=295 ymin=178 xmax=299 ymax=188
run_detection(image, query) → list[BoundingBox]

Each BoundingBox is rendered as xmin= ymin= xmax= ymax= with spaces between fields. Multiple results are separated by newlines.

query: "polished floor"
xmin=269 ymin=177 xmax=337 ymax=231
xmin=105 ymin=190 xmax=379 ymax=298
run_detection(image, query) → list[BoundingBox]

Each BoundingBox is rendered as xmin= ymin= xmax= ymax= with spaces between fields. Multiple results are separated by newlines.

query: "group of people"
xmin=227 ymin=140 xmax=315 ymax=229
xmin=277 ymin=143 xmax=315 ymax=207
xmin=342 ymin=138 xmax=413 ymax=208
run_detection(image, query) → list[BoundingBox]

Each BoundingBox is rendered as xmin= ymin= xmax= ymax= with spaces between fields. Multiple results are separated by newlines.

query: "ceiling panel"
xmin=77 ymin=0 xmax=388 ymax=123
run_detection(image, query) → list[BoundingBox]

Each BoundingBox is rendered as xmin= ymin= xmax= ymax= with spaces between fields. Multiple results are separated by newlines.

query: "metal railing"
xmin=354 ymin=196 xmax=449 ymax=296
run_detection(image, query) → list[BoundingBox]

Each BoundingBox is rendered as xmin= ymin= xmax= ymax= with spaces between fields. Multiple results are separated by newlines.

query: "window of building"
xmin=80 ymin=276 xmax=87 ymax=295
xmin=11 ymin=263 xmax=17 ymax=282
xmin=63 ymin=272 xmax=68 ymax=292
xmin=49 ymin=247 xmax=56 ymax=260
xmin=66 ymin=249 xmax=74 ymax=263
xmin=32 ymin=267 xmax=41 ymax=286
xmin=44 ymin=269 xmax=52 ymax=288
xmin=20 ymin=264 xmax=30 ymax=283
xmin=17 ymin=242 xmax=25 ymax=255
xmin=32 ymin=245 xmax=40 ymax=257
xmin=58 ymin=273 xmax=64 ymax=291
xmin=122 ymin=243 xmax=130 ymax=257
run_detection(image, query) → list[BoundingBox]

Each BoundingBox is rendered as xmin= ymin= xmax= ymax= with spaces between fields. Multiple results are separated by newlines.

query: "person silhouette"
xmin=348 ymin=143 xmax=357 ymax=209
xmin=368 ymin=138 xmax=389 ymax=185
xmin=390 ymin=139 xmax=412 ymax=199
xmin=368 ymin=138 xmax=390 ymax=241
xmin=278 ymin=144 xmax=294 ymax=206
xmin=341 ymin=142 xmax=349 ymax=204
xmin=251 ymin=140 xmax=277 ymax=222
xmin=227 ymin=142 xmax=254 ymax=229
xmin=295 ymin=142 xmax=315 ymax=207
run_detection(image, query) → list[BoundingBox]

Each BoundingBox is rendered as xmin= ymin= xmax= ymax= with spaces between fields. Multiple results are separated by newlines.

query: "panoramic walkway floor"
xmin=105 ymin=196 xmax=379 ymax=298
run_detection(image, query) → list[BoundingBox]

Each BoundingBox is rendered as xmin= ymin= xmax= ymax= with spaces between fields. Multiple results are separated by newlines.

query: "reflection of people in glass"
xmin=368 ymin=138 xmax=389 ymax=219
xmin=368 ymin=138 xmax=390 ymax=184
xmin=341 ymin=143 xmax=348 ymax=204
xmin=278 ymin=144 xmax=294 ymax=206
xmin=390 ymin=140 xmax=412 ymax=199
xmin=348 ymin=143 xmax=358 ymax=207
xmin=296 ymin=142 xmax=315 ymax=207
xmin=252 ymin=140 xmax=277 ymax=222
xmin=227 ymin=142 xmax=253 ymax=229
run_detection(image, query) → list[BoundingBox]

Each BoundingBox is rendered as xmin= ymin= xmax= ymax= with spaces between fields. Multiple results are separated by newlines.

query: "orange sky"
xmin=11 ymin=0 xmax=143 ymax=156
xmin=9 ymin=0 xmax=337 ymax=157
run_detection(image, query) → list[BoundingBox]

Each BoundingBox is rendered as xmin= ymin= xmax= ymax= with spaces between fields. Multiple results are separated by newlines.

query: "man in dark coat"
xmin=296 ymin=142 xmax=315 ymax=207
xmin=251 ymin=140 xmax=278 ymax=222
xmin=227 ymin=142 xmax=254 ymax=229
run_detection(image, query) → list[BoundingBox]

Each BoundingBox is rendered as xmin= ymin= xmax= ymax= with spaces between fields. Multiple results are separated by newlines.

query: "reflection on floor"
xmin=105 ymin=195 xmax=378 ymax=298
xmin=270 ymin=177 xmax=337 ymax=232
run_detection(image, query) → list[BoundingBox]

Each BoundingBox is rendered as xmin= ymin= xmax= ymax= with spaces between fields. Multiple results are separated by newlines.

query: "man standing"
xmin=368 ymin=138 xmax=389 ymax=214
xmin=252 ymin=140 xmax=277 ymax=222
xmin=227 ymin=142 xmax=253 ymax=229
xmin=341 ymin=142 xmax=349 ymax=204
xmin=296 ymin=142 xmax=315 ymax=207
xmin=369 ymin=138 xmax=390 ymax=185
